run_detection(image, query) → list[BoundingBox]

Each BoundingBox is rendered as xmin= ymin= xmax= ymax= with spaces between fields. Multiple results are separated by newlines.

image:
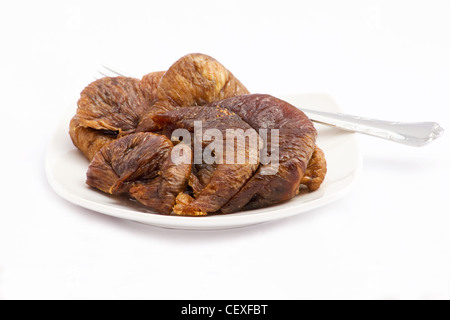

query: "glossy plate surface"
xmin=45 ymin=93 xmax=362 ymax=230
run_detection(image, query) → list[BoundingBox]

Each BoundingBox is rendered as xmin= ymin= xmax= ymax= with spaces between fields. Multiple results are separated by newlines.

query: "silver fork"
xmin=96 ymin=65 xmax=444 ymax=147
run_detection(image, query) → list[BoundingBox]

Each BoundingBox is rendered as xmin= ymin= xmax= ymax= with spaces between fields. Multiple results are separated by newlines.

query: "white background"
xmin=1 ymin=0 xmax=449 ymax=300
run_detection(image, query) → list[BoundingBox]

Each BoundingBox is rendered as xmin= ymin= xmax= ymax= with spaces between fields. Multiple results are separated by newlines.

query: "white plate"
xmin=45 ymin=93 xmax=362 ymax=230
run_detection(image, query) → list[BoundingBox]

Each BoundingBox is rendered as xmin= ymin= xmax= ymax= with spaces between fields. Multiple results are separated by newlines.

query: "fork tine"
xmin=97 ymin=70 xmax=111 ymax=78
xmin=101 ymin=65 xmax=131 ymax=77
xmin=94 ymin=70 xmax=109 ymax=80
xmin=94 ymin=65 xmax=135 ymax=80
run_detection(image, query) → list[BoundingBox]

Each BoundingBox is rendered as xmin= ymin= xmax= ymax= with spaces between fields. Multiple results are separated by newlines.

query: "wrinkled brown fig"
xmin=153 ymin=106 xmax=259 ymax=215
xmin=137 ymin=53 xmax=249 ymax=132
xmin=86 ymin=133 xmax=191 ymax=214
xmin=70 ymin=74 xmax=164 ymax=160
xmin=202 ymin=94 xmax=318 ymax=213
xmin=189 ymin=164 xmax=217 ymax=197
xmin=300 ymin=147 xmax=327 ymax=192
xmin=141 ymin=71 xmax=165 ymax=105
xmin=76 ymin=77 xmax=154 ymax=134
xmin=69 ymin=117 xmax=117 ymax=161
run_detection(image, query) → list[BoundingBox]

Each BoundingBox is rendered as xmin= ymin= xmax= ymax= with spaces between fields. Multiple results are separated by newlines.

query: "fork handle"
xmin=301 ymin=108 xmax=444 ymax=147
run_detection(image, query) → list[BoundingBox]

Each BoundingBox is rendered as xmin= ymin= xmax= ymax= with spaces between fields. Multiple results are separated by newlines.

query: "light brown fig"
xmin=137 ymin=53 xmax=249 ymax=132
xmin=86 ymin=132 xmax=191 ymax=214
